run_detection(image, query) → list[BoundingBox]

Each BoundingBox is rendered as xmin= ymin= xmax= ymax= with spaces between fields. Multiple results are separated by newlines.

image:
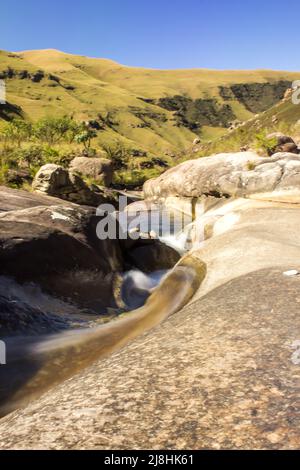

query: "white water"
xmin=121 ymin=269 xmax=168 ymax=309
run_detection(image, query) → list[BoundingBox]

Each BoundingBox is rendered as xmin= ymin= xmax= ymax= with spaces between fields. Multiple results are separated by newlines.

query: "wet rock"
xmin=1 ymin=199 xmax=300 ymax=448
xmin=123 ymin=238 xmax=180 ymax=273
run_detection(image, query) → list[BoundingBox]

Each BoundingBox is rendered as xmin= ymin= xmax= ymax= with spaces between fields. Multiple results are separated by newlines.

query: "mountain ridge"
xmin=1 ymin=48 xmax=300 ymax=158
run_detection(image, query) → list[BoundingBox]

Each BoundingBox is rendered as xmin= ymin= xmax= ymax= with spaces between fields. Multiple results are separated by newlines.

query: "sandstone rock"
xmin=274 ymin=142 xmax=299 ymax=154
xmin=266 ymin=132 xmax=295 ymax=146
xmin=123 ymin=239 xmax=180 ymax=273
xmin=0 ymin=186 xmax=76 ymax=213
xmin=32 ymin=164 xmax=110 ymax=206
xmin=6 ymin=169 xmax=32 ymax=187
xmin=69 ymin=156 xmax=113 ymax=187
xmin=32 ymin=164 xmax=71 ymax=195
xmin=265 ymin=132 xmax=298 ymax=155
xmin=2 ymin=202 xmax=300 ymax=449
xmin=0 ymin=195 xmax=123 ymax=311
xmin=143 ymin=151 xmax=300 ymax=201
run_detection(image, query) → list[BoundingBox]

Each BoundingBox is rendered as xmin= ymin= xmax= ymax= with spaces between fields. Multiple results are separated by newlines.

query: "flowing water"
xmin=0 ymin=207 xmax=204 ymax=416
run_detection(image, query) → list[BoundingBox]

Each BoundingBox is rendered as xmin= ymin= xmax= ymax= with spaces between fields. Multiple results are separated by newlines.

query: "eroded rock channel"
xmin=0 ymin=185 xmax=192 ymax=415
xmin=2 ymin=148 xmax=300 ymax=449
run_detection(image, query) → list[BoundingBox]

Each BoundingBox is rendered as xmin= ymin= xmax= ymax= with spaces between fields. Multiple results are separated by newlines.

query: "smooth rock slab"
xmin=1 ymin=268 xmax=300 ymax=449
xmin=69 ymin=157 xmax=113 ymax=187
xmin=143 ymin=151 xmax=300 ymax=200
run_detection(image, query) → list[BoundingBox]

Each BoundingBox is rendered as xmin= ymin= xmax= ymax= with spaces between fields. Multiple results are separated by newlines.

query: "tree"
xmin=1 ymin=119 xmax=32 ymax=147
xmin=33 ymin=116 xmax=76 ymax=145
xmin=255 ymin=130 xmax=278 ymax=156
xmin=75 ymin=128 xmax=97 ymax=152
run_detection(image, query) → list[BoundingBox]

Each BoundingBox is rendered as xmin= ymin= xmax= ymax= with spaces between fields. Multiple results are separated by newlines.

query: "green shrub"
xmin=74 ymin=128 xmax=97 ymax=151
xmin=0 ymin=161 xmax=10 ymax=185
xmin=102 ymin=142 xmax=130 ymax=170
xmin=1 ymin=119 xmax=32 ymax=147
xmin=33 ymin=116 xmax=79 ymax=145
xmin=255 ymin=130 xmax=278 ymax=155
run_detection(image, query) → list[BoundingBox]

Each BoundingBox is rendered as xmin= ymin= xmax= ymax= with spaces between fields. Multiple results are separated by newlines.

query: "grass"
xmin=2 ymin=48 xmax=300 ymax=158
xmin=185 ymin=98 xmax=300 ymax=160
xmin=1 ymin=48 xmax=300 ymax=189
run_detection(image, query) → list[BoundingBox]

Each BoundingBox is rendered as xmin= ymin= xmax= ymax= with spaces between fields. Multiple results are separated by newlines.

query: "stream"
xmin=0 ymin=205 xmax=205 ymax=416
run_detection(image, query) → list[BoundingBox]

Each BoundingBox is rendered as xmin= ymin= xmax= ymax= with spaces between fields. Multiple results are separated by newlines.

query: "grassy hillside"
xmin=1 ymin=48 xmax=300 ymax=188
xmin=1 ymin=49 xmax=300 ymax=156
xmin=188 ymin=96 xmax=300 ymax=161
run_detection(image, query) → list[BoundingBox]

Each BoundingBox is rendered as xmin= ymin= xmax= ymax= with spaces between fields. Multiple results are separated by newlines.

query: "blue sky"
xmin=1 ymin=0 xmax=300 ymax=70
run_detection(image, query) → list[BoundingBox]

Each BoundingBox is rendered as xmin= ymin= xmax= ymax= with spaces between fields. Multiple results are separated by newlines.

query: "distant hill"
xmin=1 ymin=48 xmax=300 ymax=158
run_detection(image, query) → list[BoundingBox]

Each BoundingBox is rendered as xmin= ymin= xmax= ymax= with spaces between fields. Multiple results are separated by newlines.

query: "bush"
xmin=255 ymin=130 xmax=278 ymax=155
xmin=3 ymin=145 xmax=75 ymax=177
xmin=102 ymin=142 xmax=130 ymax=169
xmin=74 ymin=128 xmax=97 ymax=151
xmin=1 ymin=119 xmax=32 ymax=147
xmin=33 ymin=116 xmax=79 ymax=145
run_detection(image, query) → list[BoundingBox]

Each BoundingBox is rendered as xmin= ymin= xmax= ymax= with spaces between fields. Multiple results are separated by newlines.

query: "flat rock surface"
xmin=0 ymin=186 xmax=74 ymax=213
xmin=1 ymin=267 xmax=300 ymax=449
xmin=143 ymin=151 xmax=300 ymax=200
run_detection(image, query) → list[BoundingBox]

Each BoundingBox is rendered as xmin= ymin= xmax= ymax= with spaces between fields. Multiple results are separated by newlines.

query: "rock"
xmin=266 ymin=132 xmax=295 ymax=146
xmin=69 ymin=157 xmax=113 ymax=187
xmin=193 ymin=137 xmax=201 ymax=145
xmin=2 ymin=202 xmax=300 ymax=448
xmin=123 ymin=239 xmax=180 ymax=273
xmin=283 ymin=88 xmax=293 ymax=101
xmin=275 ymin=142 xmax=299 ymax=154
xmin=0 ymin=186 xmax=74 ymax=213
xmin=267 ymin=132 xmax=299 ymax=156
xmin=0 ymin=189 xmax=123 ymax=311
xmin=0 ymin=288 xmax=85 ymax=337
xmin=32 ymin=164 xmax=110 ymax=206
xmin=192 ymin=200 xmax=300 ymax=299
xmin=32 ymin=164 xmax=71 ymax=195
xmin=143 ymin=151 xmax=300 ymax=201
xmin=6 ymin=169 xmax=32 ymax=187
xmin=266 ymin=132 xmax=298 ymax=155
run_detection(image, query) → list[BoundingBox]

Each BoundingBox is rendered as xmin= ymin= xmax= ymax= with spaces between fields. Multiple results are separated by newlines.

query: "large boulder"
xmin=0 ymin=186 xmax=72 ymax=213
xmin=32 ymin=164 xmax=70 ymax=194
xmin=32 ymin=164 xmax=110 ymax=206
xmin=143 ymin=151 xmax=300 ymax=201
xmin=69 ymin=157 xmax=113 ymax=187
xmin=266 ymin=132 xmax=299 ymax=156
xmin=6 ymin=169 xmax=32 ymax=187
xmin=0 ymin=189 xmax=123 ymax=312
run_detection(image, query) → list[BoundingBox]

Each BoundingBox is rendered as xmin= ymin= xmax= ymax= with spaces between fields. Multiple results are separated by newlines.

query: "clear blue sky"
xmin=1 ymin=0 xmax=300 ymax=70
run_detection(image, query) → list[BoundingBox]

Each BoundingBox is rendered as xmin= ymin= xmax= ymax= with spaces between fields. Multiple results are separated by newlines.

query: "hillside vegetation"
xmin=190 ymin=95 xmax=300 ymax=160
xmin=1 ymin=48 xmax=300 ymax=187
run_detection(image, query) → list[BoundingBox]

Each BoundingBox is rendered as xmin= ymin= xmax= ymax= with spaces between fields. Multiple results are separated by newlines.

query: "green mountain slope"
xmin=190 ymin=95 xmax=300 ymax=160
xmin=1 ymin=48 xmax=300 ymax=157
